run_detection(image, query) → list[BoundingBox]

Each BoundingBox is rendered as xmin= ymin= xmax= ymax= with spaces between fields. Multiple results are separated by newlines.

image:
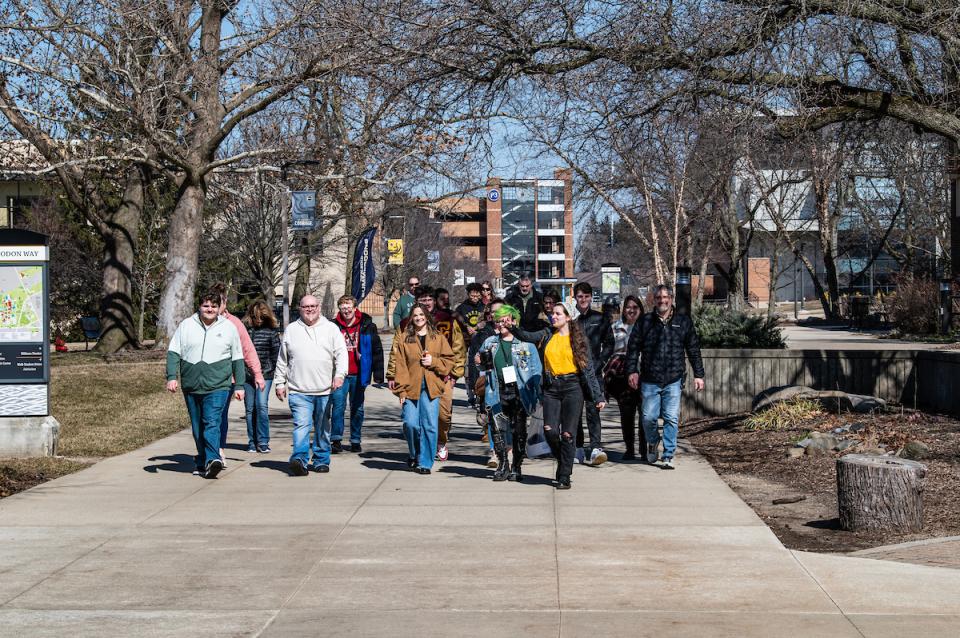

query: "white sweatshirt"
xmin=274 ymin=317 xmax=348 ymax=395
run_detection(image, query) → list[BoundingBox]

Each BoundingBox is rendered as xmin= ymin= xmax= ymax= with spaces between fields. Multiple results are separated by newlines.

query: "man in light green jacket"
xmin=166 ymin=290 xmax=245 ymax=479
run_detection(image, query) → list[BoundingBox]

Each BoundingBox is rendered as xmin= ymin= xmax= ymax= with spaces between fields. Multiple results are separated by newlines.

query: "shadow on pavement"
xmin=360 ymin=450 xmax=412 ymax=472
xmin=143 ymin=454 xmax=196 ymax=474
xmin=250 ymin=459 xmax=293 ymax=474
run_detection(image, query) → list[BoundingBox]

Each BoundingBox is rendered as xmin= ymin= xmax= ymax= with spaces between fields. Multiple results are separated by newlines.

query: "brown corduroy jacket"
xmin=390 ymin=331 xmax=455 ymax=401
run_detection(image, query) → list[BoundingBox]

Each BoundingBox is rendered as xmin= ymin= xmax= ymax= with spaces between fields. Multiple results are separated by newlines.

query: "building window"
xmin=538 ymin=261 xmax=565 ymax=280
xmin=537 ymin=236 xmax=564 ymax=254
xmin=537 ymin=209 xmax=564 ymax=229
xmin=4 ymin=196 xmax=38 ymax=228
xmin=537 ymin=185 xmax=566 ymax=205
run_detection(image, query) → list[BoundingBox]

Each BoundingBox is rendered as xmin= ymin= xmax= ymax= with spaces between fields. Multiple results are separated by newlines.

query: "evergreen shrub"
xmin=694 ymin=305 xmax=786 ymax=349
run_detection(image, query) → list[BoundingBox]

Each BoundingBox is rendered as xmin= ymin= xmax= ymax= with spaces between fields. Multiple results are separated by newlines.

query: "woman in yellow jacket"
xmin=391 ymin=305 xmax=455 ymax=473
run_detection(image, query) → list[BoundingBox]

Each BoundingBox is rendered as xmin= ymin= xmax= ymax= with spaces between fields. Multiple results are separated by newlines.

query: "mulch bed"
xmin=0 ymin=458 xmax=91 ymax=499
xmin=684 ymin=410 xmax=960 ymax=552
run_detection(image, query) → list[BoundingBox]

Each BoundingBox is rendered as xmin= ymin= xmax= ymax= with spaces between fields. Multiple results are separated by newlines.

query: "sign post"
xmin=0 ymin=229 xmax=59 ymax=456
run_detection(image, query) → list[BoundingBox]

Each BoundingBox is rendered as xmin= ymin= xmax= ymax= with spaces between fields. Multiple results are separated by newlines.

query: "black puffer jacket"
xmin=246 ymin=326 xmax=281 ymax=380
xmin=624 ymin=310 xmax=705 ymax=385
xmin=575 ymin=308 xmax=614 ymax=375
xmin=504 ymin=287 xmax=547 ymax=331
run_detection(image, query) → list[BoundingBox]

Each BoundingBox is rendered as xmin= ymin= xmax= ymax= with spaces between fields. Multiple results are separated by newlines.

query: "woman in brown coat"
xmin=391 ymin=305 xmax=455 ymax=473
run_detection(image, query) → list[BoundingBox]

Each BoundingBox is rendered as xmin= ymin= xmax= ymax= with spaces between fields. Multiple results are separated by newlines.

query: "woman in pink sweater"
xmin=211 ymin=284 xmax=265 ymax=464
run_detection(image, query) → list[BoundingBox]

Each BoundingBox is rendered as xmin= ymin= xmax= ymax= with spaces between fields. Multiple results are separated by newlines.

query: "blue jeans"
xmin=288 ymin=393 xmax=332 ymax=468
xmin=243 ymin=380 xmax=273 ymax=448
xmin=218 ymin=384 xmax=236 ymax=450
xmin=326 ymin=375 xmax=366 ymax=444
xmin=184 ymin=389 xmax=230 ymax=470
xmin=641 ymin=380 xmax=682 ymax=459
xmin=402 ymin=381 xmax=440 ymax=469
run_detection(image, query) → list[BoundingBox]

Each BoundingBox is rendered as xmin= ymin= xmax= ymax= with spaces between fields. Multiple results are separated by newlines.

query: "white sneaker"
xmin=436 ymin=445 xmax=449 ymax=462
xmin=646 ymin=444 xmax=659 ymax=464
xmin=486 ymin=451 xmax=498 ymax=468
xmin=661 ymin=457 xmax=675 ymax=470
xmin=588 ymin=448 xmax=608 ymax=466
xmin=574 ymin=448 xmax=585 ymax=464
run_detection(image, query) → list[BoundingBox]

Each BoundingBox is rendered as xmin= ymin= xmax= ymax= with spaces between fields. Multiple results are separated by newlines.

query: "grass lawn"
xmin=1 ymin=358 xmax=188 ymax=498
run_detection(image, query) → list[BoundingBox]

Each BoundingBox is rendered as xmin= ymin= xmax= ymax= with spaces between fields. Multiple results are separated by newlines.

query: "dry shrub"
xmin=744 ymin=397 xmax=823 ymax=431
xmin=886 ymin=273 xmax=939 ymax=335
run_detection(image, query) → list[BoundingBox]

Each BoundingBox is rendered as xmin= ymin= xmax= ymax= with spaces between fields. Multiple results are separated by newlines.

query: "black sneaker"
xmin=331 ymin=440 xmax=343 ymax=454
xmin=257 ymin=445 xmax=272 ymax=453
xmin=289 ymin=459 xmax=309 ymax=476
xmin=247 ymin=444 xmax=257 ymax=453
xmin=406 ymin=457 xmax=418 ymax=469
xmin=350 ymin=442 xmax=362 ymax=453
xmin=556 ymin=478 xmax=571 ymax=490
xmin=415 ymin=467 xmax=431 ymax=475
xmin=204 ymin=459 xmax=223 ymax=479
xmin=313 ymin=464 xmax=330 ymax=473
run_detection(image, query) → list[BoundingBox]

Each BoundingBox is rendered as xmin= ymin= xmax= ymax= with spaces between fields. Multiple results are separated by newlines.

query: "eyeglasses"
xmin=300 ymin=304 xmax=319 ymax=310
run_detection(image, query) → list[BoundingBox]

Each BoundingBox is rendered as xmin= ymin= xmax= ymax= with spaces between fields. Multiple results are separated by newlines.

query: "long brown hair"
xmin=404 ymin=304 xmax=438 ymax=343
xmin=555 ymin=304 xmax=591 ymax=372
xmin=243 ymin=300 xmax=278 ymax=329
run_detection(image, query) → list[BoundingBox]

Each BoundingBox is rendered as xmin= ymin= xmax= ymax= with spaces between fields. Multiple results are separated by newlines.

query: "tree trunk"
xmin=837 ymin=454 xmax=926 ymax=532
xmin=155 ymin=181 xmax=205 ymax=347
xmin=93 ymin=167 xmax=145 ymax=353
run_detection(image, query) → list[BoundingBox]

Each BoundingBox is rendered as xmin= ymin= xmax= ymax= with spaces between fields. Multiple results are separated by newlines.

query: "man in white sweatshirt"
xmin=275 ymin=294 xmax=348 ymax=476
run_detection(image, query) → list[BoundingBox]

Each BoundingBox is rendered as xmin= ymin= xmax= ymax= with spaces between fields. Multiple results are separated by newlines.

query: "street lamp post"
xmin=279 ymin=160 xmax=323 ymax=329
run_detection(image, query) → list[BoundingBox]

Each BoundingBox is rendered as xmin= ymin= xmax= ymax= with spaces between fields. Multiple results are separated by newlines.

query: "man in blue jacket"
xmin=326 ymin=295 xmax=384 ymax=453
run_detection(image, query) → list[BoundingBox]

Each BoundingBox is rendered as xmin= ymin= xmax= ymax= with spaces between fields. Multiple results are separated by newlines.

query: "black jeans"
xmin=615 ymin=386 xmax=646 ymax=455
xmin=576 ymin=400 xmax=602 ymax=453
xmin=496 ymin=393 xmax=528 ymax=468
xmin=542 ymin=374 xmax=584 ymax=482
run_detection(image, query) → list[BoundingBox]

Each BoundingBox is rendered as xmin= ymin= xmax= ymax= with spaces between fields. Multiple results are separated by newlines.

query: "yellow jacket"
xmin=390 ymin=331 xmax=455 ymax=401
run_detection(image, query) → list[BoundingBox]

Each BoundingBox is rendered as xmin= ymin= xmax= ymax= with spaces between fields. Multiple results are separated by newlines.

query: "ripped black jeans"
xmin=542 ymin=374 xmax=584 ymax=483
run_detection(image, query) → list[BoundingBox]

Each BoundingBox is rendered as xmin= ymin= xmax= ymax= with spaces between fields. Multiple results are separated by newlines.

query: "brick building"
xmin=435 ymin=168 xmax=577 ymax=297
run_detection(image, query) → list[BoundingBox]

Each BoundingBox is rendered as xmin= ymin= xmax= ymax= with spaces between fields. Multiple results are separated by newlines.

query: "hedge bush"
xmin=694 ymin=304 xmax=786 ymax=349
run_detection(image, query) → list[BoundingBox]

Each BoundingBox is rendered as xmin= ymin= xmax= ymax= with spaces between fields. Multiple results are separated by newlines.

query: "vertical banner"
xmin=291 ymin=191 xmax=317 ymax=231
xmin=387 ymin=239 xmax=404 ymax=265
xmin=351 ymin=227 xmax=377 ymax=303
xmin=426 ymin=250 xmax=440 ymax=272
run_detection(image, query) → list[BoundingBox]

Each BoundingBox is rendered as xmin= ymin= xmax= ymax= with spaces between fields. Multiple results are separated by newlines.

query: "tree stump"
xmin=837 ymin=454 xmax=927 ymax=532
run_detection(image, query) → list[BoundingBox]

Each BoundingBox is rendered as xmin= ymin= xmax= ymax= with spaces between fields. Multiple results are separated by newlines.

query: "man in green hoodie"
xmin=392 ymin=276 xmax=420 ymax=328
xmin=166 ymin=290 xmax=246 ymax=479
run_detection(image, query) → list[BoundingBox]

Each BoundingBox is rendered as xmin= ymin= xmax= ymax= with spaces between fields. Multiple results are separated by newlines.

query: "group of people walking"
xmin=166 ymin=274 xmax=705 ymax=490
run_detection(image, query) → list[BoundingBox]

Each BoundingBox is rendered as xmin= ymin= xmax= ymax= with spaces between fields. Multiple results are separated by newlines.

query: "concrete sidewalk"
xmin=1 ymin=386 xmax=959 ymax=637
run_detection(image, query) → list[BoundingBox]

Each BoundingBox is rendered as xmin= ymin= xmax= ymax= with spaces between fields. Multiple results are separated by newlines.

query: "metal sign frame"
xmin=0 ymin=229 xmax=50 ymax=417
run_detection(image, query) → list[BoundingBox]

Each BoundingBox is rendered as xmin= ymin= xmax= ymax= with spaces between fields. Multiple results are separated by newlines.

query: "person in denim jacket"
xmin=477 ymin=305 xmax=542 ymax=482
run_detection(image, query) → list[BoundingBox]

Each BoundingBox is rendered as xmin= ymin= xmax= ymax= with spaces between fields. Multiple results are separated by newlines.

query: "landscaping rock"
xmin=899 ymin=440 xmax=930 ymax=460
xmin=860 ymin=447 xmax=887 ymax=455
xmin=786 ymin=447 xmax=805 ymax=459
xmin=808 ymin=390 xmax=854 ymax=413
xmin=752 ymin=385 xmax=816 ymax=412
xmin=752 ymin=386 xmax=886 ymax=415
xmin=835 ymin=439 xmax=859 ymax=452
xmin=847 ymin=394 xmax=887 ymax=414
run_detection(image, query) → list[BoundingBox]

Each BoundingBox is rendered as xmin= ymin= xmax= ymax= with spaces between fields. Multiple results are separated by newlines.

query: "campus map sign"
xmin=0 ymin=231 xmax=49 ymax=416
